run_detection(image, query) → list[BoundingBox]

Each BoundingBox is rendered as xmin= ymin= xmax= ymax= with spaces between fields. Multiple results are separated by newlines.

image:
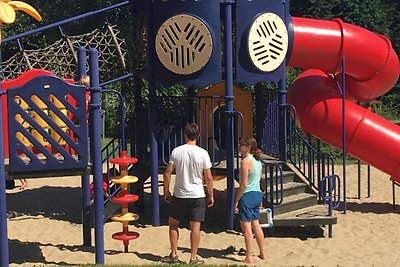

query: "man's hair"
xmin=184 ymin=123 xmax=200 ymax=141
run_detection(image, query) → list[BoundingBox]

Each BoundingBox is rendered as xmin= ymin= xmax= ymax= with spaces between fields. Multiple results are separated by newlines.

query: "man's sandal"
xmin=161 ymin=253 xmax=184 ymax=264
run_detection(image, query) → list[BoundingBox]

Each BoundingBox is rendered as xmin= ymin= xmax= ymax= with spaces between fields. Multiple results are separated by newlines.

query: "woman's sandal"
xmin=238 ymin=248 xmax=247 ymax=256
xmin=224 ymin=245 xmax=237 ymax=255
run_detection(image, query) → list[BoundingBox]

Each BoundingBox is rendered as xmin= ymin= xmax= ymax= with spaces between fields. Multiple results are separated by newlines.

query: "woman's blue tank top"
xmin=244 ymin=155 xmax=262 ymax=193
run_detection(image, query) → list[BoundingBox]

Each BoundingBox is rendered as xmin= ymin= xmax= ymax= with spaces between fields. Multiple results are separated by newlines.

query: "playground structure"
xmin=0 ymin=0 xmax=399 ymax=266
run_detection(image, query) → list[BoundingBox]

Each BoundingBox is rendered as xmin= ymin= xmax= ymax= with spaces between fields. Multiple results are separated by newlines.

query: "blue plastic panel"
xmin=7 ymin=75 xmax=89 ymax=174
xmin=151 ymin=0 xmax=221 ymax=88
xmin=235 ymin=0 xmax=293 ymax=85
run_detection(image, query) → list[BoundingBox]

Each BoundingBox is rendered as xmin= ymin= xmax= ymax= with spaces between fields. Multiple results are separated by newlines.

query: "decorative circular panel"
xmin=155 ymin=14 xmax=213 ymax=75
xmin=248 ymin=13 xmax=288 ymax=72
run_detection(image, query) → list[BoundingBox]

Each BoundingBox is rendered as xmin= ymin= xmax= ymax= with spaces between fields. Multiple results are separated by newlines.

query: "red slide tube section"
xmin=287 ymin=17 xmax=400 ymax=181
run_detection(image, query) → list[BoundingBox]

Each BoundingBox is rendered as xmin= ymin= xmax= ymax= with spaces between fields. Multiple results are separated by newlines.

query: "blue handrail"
xmin=261 ymin=160 xmax=283 ymax=206
xmin=319 ymin=174 xmax=341 ymax=211
xmin=285 ymin=104 xmax=335 ymax=191
xmin=2 ymin=1 xmax=130 ymax=44
xmin=319 ymin=174 xmax=340 ymax=238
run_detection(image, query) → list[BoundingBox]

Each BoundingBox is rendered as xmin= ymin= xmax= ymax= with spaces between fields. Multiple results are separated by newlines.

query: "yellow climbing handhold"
xmin=112 ymin=212 xmax=140 ymax=222
xmin=111 ymin=175 xmax=138 ymax=184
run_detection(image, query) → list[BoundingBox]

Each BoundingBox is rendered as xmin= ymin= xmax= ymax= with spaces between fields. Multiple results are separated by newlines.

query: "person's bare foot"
xmin=258 ymin=254 xmax=267 ymax=260
xmin=241 ymin=258 xmax=253 ymax=264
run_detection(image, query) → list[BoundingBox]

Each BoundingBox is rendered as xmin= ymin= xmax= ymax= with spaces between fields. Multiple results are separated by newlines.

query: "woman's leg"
xmin=240 ymin=221 xmax=254 ymax=263
xmin=251 ymin=220 xmax=266 ymax=260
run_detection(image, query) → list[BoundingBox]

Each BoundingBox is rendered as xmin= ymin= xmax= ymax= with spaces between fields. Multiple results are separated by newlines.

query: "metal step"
xmin=271 ymin=205 xmax=337 ymax=227
xmin=273 ymin=192 xmax=318 ymax=215
xmin=265 ymin=181 xmax=308 ymax=198
xmin=262 ymin=170 xmax=296 ymax=184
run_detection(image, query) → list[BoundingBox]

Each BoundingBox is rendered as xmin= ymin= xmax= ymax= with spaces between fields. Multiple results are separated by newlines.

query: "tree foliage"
xmin=2 ymin=1 xmax=399 ymax=131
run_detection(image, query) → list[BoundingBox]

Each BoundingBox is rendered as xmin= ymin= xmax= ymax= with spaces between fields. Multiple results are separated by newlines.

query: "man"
xmin=163 ymin=123 xmax=214 ymax=264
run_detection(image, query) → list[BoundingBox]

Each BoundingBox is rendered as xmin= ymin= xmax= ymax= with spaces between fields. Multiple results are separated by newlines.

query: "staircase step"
xmin=264 ymin=181 xmax=308 ymax=198
xmin=273 ymin=193 xmax=318 ymax=215
xmin=271 ymin=205 xmax=337 ymax=227
xmin=262 ymin=170 xmax=296 ymax=184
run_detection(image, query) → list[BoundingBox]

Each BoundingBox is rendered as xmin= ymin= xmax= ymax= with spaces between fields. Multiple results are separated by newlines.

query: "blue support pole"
xmin=89 ymin=48 xmax=105 ymax=264
xmin=341 ymin=57 xmax=347 ymax=213
xmin=134 ymin=76 xmax=144 ymax=160
xmin=0 ymin=60 xmax=9 ymax=266
xmin=278 ymin=76 xmax=287 ymax=162
xmin=367 ymin=164 xmax=371 ymax=197
xmin=223 ymin=0 xmax=235 ymax=230
xmin=147 ymin=1 xmax=160 ymax=226
xmin=78 ymin=46 xmax=92 ymax=247
xmin=357 ymin=160 xmax=361 ymax=199
xmin=278 ymin=1 xmax=288 ymax=162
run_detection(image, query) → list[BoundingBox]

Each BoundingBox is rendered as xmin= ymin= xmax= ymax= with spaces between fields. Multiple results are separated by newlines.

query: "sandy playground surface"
xmin=4 ymin=164 xmax=400 ymax=266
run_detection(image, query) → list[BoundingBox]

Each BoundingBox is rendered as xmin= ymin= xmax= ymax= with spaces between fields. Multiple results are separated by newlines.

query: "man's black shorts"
xmin=169 ymin=196 xmax=206 ymax=222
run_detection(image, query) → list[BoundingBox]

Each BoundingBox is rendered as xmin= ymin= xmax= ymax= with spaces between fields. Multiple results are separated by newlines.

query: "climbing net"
xmin=1 ymin=23 xmax=128 ymax=82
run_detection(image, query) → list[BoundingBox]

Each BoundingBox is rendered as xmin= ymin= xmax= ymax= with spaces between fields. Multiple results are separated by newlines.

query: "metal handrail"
xmin=319 ymin=174 xmax=341 ymax=210
xmin=285 ymin=104 xmax=335 ymax=191
xmin=319 ymin=174 xmax=340 ymax=238
xmin=155 ymin=95 xmax=243 ymax=167
xmin=261 ymin=159 xmax=284 ymax=206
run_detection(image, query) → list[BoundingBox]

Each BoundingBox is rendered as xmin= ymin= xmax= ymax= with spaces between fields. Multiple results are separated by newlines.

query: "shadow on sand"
xmin=336 ymin=201 xmax=400 ymax=214
xmin=7 ymin=186 xmax=82 ymax=224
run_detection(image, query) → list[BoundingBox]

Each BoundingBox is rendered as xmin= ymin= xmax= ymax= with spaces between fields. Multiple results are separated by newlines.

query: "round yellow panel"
xmin=155 ymin=14 xmax=213 ymax=75
xmin=248 ymin=13 xmax=288 ymax=72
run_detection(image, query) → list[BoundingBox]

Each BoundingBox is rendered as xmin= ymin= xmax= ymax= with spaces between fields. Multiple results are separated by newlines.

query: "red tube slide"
xmin=287 ymin=17 xmax=400 ymax=181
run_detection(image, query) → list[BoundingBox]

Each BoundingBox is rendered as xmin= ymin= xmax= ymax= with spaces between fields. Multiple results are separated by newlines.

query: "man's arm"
xmin=163 ymin=163 xmax=174 ymax=203
xmin=204 ymin=168 xmax=214 ymax=207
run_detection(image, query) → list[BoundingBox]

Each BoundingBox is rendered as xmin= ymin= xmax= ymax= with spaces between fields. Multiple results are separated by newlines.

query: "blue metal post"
xmin=357 ymin=160 xmax=361 ymax=199
xmin=278 ymin=76 xmax=287 ymax=162
xmin=278 ymin=1 xmax=288 ymax=162
xmin=147 ymin=1 xmax=160 ymax=226
xmin=341 ymin=57 xmax=347 ymax=213
xmin=0 ymin=54 xmax=9 ymax=267
xmin=89 ymin=48 xmax=105 ymax=264
xmin=134 ymin=76 xmax=144 ymax=159
xmin=78 ymin=46 xmax=92 ymax=247
xmin=223 ymin=0 xmax=235 ymax=230
xmin=328 ymin=176 xmax=333 ymax=238
xmin=367 ymin=164 xmax=371 ymax=197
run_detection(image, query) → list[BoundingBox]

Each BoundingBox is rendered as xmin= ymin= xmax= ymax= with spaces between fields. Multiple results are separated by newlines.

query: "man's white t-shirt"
xmin=169 ymin=144 xmax=212 ymax=198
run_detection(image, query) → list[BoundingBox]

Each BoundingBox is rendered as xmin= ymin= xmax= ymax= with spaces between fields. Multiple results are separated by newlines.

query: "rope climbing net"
xmin=1 ymin=23 xmax=127 ymax=82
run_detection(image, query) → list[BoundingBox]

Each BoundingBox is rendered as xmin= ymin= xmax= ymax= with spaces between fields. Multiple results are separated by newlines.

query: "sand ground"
xmin=5 ymin=164 xmax=400 ymax=266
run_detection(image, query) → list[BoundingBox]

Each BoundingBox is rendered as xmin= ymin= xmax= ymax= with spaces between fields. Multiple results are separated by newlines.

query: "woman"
xmin=234 ymin=136 xmax=266 ymax=264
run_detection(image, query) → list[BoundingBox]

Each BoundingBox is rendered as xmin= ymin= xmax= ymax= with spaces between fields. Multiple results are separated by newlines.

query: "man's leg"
xmin=189 ymin=221 xmax=201 ymax=260
xmin=169 ymin=216 xmax=180 ymax=257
